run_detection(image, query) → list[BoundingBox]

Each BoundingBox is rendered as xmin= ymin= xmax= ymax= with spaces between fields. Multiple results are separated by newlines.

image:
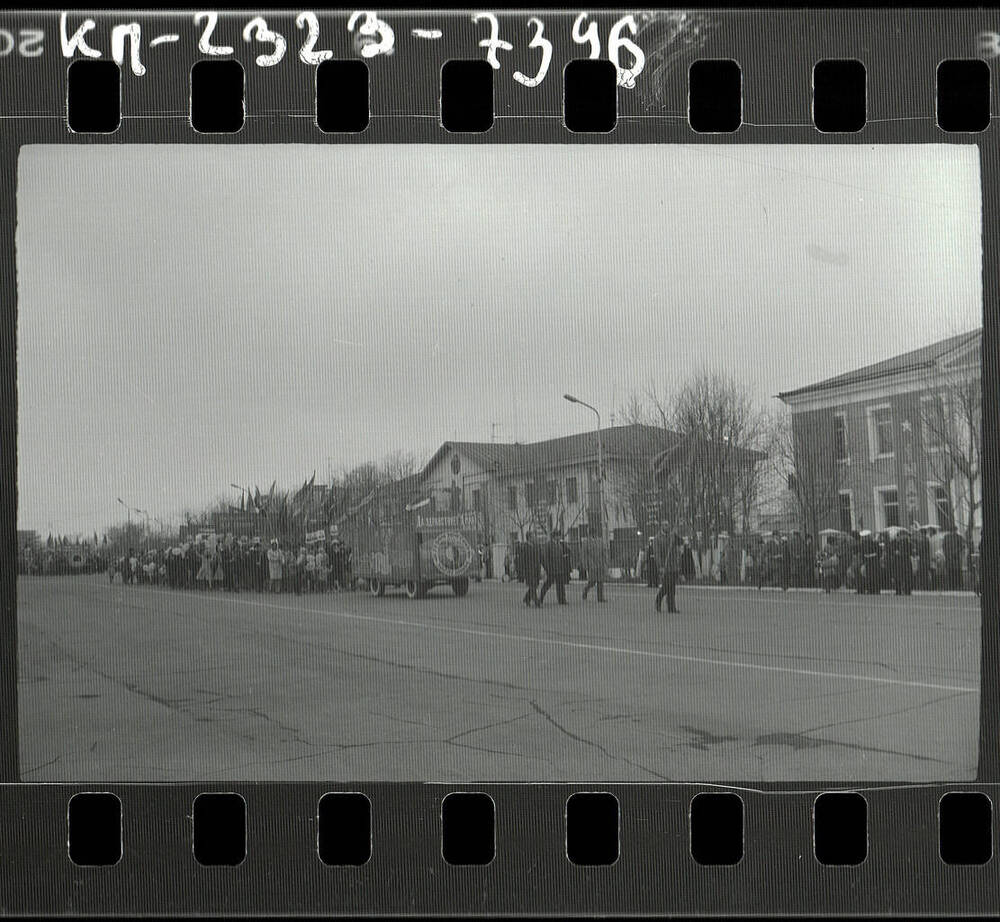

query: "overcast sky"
xmin=16 ymin=144 xmax=981 ymax=537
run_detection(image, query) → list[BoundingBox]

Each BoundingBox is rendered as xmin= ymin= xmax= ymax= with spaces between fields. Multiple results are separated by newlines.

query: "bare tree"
xmin=770 ymin=407 xmax=841 ymax=541
xmin=671 ymin=372 xmax=770 ymax=540
xmin=919 ymin=361 xmax=982 ymax=549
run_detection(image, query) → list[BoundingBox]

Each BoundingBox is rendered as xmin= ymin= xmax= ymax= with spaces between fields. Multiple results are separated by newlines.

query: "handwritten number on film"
xmin=474 ymin=12 xmax=645 ymax=88
xmin=53 ymin=11 xmax=643 ymax=85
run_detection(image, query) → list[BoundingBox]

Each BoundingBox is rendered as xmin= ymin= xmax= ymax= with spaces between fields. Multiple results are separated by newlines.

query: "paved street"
xmin=17 ymin=575 xmax=980 ymax=782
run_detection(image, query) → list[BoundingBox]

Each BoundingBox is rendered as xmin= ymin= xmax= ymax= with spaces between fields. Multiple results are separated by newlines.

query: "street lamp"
xmin=564 ymin=394 xmax=607 ymax=545
xmin=133 ymin=507 xmax=151 ymax=550
xmin=116 ymin=497 xmax=132 ymax=550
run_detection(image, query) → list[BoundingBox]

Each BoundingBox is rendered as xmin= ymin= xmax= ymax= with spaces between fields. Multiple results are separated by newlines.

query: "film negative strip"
xmin=1 ymin=6 xmax=998 ymax=916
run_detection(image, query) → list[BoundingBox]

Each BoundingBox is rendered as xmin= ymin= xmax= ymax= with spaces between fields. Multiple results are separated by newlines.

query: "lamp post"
xmin=116 ymin=497 xmax=132 ymax=552
xmin=134 ymin=507 xmax=151 ymax=550
xmin=564 ymin=394 xmax=607 ymax=546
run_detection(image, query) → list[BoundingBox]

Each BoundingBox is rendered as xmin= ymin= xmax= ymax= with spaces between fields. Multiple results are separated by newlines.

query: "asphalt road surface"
xmin=17 ymin=575 xmax=980 ymax=782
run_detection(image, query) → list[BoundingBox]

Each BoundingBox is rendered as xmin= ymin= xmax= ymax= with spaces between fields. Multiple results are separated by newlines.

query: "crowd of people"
xmin=631 ymin=525 xmax=981 ymax=596
xmin=108 ymin=535 xmax=355 ymax=595
xmin=504 ymin=522 xmax=982 ymax=611
xmin=809 ymin=526 xmax=980 ymax=596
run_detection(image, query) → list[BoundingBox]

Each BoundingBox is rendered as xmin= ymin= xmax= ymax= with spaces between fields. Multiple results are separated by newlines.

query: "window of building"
xmin=838 ymin=491 xmax=853 ymax=532
xmin=566 ymin=477 xmax=578 ymax=504
xmin=507 ymin=484 xmax=518 ymax=510
xmin=876 ymin=487 xmax=900 ymax=529
xmin=472 ymin=489 xmax=481 ymax=511
xmin=546 ymin=480 xmax=557 ymax=505
xmin=921 ymin=395 xmax=946 ymax=450
xmin=868 ymin=405 xmax=895 ymax=458
xmin=833 ymin=414 xmax=848 ymax=461
xmin=931 ymin=484 xmax=954 ymax=531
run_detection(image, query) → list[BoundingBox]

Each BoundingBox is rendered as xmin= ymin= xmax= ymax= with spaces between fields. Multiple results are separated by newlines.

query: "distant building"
xmin=419 ymin=424 xmax=685 ymax=568
xmin=17 ymin=529 xmax=40 ymax=551
xmin=777 ymin=329 xmax=982 ymax=542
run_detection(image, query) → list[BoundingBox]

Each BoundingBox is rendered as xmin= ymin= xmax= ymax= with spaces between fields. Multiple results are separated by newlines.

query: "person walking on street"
xmin=654 ymin=526 xmax=682 ymax=613
xmin=539 ymin=529 xmax=570 ymax=605
xmin=581 ymin=532 xmax=609 ymax=603
xmin=521 ymin=532 xmax=542 ymax=608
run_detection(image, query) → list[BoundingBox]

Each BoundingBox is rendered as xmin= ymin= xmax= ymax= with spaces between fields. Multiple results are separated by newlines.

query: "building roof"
xmin=424 ymin=424 xmax=684 ymax=478
xmin=777 ymin=328 xmax=981 ymax=401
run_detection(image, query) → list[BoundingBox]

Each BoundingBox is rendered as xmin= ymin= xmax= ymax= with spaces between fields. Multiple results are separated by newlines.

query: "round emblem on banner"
xmin=431 ymin=531 xmax=473 ymax=577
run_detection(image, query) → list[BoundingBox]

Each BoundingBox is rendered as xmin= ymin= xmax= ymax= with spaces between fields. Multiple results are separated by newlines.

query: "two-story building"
xmin=418 ymin=424 xmax=686 ymax=570
xmin=777 ymin=329 xmax=982 ymax=542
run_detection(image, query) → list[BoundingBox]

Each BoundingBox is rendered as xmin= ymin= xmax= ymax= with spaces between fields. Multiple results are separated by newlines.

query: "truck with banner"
xmin=338 ymin=497 xmax=478 ymax=600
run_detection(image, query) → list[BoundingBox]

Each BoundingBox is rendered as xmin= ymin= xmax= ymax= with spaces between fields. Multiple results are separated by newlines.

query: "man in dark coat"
xmin=581 ymin=534 xmax=609 ymax=603
xmin=654 ymin=526 xmax=682 ymax=613
xmin=915 ymin=528 xmax=931 ymax=590
xmin=521 ymin=533 xmax=542 ymax=607
xmin=788 ymin=531 xmax=805 ymax=587
xmin=803 ymin=533 xmax=816 ymax=587
xmin=645 ymin=537 xmax=658 ymax=588
xmin=897 ymin=529 xmax=914 ymax=595
xmin=681 ymin=541 xmax=696 ymax=582
xmin=539 ymin=529 xmax=570 ymax=605
xmin=759 ymin=533 xmax=776 ymax=590
xmin=859 ymin=530 xmax=879 ymax=594
xmin=221 ymin=541 xmax=235 ymax=592
xmin=943 ymin=527 xmax=965 ymax=590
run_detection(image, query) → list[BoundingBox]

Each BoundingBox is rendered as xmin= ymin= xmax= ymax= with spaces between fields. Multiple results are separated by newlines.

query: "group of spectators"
xmin=751 ymin=525 xmax=979 ymax=596
xmin=813 ymin=526 xmax=979 ymax=596
xmin=504 ymin=522 xmax=981 ymax=600
xmin=108 ymin=536 xmax=355 ymax=594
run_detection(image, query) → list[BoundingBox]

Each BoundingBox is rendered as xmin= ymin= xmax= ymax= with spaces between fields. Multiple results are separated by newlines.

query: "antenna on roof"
xmin=610 ymin=412 xmax=616 ymax=428
xmin=491 ymin=422 xmax=497 ymax=443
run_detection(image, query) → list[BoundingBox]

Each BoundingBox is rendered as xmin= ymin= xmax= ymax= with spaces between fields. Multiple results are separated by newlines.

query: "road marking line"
xmin=99 ymin=586 xmax=978 ymax=695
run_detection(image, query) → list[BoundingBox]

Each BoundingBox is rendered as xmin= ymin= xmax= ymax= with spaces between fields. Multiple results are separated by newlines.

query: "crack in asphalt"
xmin=754 ymin=731 xmax=946 ymax=764
xmin=527 ymin=699 xmax=673 ymax=782
xmin=800 ymin=690 xmax=973 ymax=736
xmin=20 ymin=754 xmax=61 ymax=777
xmin=441 ymin=712 xmax=535 ymax=759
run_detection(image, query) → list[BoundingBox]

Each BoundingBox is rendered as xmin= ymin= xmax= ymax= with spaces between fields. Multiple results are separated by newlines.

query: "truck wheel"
xmin=369 ymin=578 xmax=385 ymax=597
xmin=451 ymin=578 xmax=469 ymax=597
xmin=405 ymin=579 xmax=424 ymax=600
